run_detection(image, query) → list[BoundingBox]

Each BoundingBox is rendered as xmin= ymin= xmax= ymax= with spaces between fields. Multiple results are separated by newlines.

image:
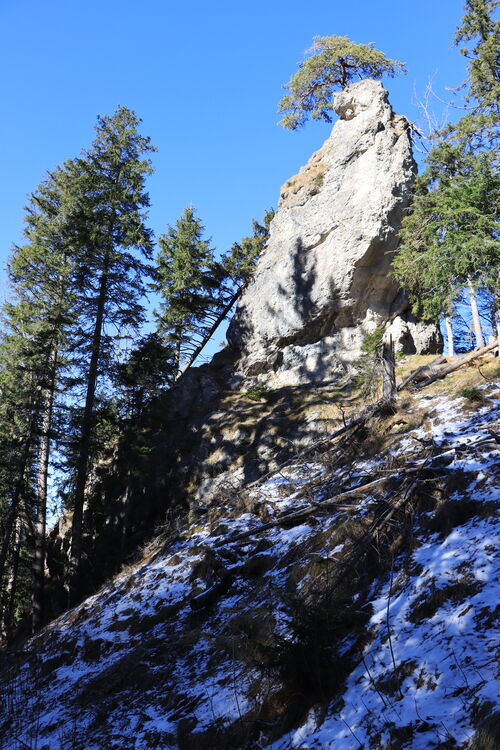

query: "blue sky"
xmin=0 ymin=0 xmax=467 ymax=317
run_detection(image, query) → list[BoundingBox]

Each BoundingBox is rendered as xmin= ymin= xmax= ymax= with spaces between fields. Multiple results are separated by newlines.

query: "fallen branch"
xmin=349 ymin=477 xmax=419 ymax=562
xmin=415 ymin=340 xmax=498 ymax=389
xmin=397 ymin=355 xmax=447 ymax=392
xmin=214 ymin=477 xmax=390 ymax=547
xmin=214 ymin=504 xmax=342 ymax=548
xmin=215 ymin=460 xmax=447 ymax=548
xmin=316 ymin=475 xmax=421 ymax=598
xmin=246 ymin=400 xmax=383 ymax=491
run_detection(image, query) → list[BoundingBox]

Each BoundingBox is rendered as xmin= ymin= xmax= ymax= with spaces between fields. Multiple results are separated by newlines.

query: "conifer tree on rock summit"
xmin=278 ymin=35 xmax=406 ymax=129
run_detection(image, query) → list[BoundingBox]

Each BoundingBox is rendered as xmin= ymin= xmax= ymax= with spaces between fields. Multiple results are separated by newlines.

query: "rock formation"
xmin=228 ymin=79 xmax=441 ymax=386
xmin=39 ymin=80 xmax=444 ymax=619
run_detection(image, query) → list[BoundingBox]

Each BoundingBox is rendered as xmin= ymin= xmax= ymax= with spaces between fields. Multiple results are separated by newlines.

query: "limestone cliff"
xmin=228 ymin=79 xmax=440 ymax=386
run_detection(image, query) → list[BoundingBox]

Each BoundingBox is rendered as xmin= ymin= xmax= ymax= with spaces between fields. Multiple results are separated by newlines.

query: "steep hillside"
xmin=1 ymin=363 xmax=498 ymax=750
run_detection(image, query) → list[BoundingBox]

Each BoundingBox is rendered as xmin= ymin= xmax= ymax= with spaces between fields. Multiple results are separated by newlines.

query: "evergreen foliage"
xmin=115 ymin=333 xmax=176 ymax=419
xmin=0 ymin=101 xmax=273 ymax=637
xmin=0 ymin=165 xmax=77 ymax=634
xmin=65 ymin=106 xmax=156 ymax=602
xmin=221 ymin=208 xmax=275 ymax=286
xmin=393 ymin=1 xmax=500 ymax=347
xmin=154 ymin=207 xmax=224 ymax=370
xmin=453 ymin=0 xmax=500 ymax=152
xmin=278 ymin=36 xmax=406 ymax=129
xmin=155 ymin=206 xmax=273 ymax=373
xmin=4 ymin=6 xmax=496 ymax=643
xmin=394 ymin=161 xmax=500 ymax=322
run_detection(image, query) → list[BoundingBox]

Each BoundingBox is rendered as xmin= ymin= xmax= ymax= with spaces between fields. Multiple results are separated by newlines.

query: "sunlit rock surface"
xmin=228 ymin=79 xmax=441 ymax=383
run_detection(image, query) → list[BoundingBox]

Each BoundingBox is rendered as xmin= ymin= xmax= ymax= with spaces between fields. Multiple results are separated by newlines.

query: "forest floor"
xmin=0 ymin=355 xmax=499 ymax=750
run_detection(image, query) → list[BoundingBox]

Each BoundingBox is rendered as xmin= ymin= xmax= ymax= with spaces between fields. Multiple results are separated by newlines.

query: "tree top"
xmin=278 ymin=35 xmax=406 ymax=130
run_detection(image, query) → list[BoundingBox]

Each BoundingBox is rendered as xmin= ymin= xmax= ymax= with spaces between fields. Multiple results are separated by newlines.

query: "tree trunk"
xmin=468 ymin=278 xmax=485 ymax=349
xmin=120 ymin=479 xmax=133 ymax=558
xmin=445 ymin=316 xmax=454 ymax=357
xmin=339 ymin=58 xmax=347 ymax=88
xmin=397 ymin=355 xmax=447 ymax=392
xmin=175 ymin=290 xmax=241 ymax=381
xmin=382 ymin=336 xmax=396 ymax=406
xmin=173 ymin=331 xmax=182 ymax=376
xmin=0 ymin=518 xmax=22 ymax=643
xmin=32 ymin=351 xmax=57 ymax=632
xmin=416 ymin=338 xmax=498 ymax=388
xmin=0 ymin=406 xmax=38 ymax=589
xmin=68 ymin=257 xmax=109 ymax=605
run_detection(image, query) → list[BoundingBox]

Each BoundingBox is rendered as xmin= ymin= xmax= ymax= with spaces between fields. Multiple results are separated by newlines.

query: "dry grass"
xmin=398 ymin=353 xmax=499 ymax=398
xmin=279 ymin=143 xmax=329 ymax=209
xmin=469 ymin=711 xmax=500 ymax=750
xmin=408 ymin=579 xmax=483 ymax=624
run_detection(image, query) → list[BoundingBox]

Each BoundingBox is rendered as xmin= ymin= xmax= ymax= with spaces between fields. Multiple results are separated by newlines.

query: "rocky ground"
xmin=0 ymin=360 xmax=498 ymax=750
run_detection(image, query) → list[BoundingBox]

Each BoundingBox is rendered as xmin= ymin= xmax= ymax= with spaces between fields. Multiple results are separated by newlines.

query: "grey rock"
xmin=227 ymin=79 xmax=440 ymax=383
xmin=385 ymin=315 xmax=443 ymax=355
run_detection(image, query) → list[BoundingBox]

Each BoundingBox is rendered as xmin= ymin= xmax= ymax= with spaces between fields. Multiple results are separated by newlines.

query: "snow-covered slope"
xmin=1 ymin=382 xmax=499 ymax=749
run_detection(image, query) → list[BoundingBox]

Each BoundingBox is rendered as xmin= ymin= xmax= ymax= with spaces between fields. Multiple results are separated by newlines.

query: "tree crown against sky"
xmin=455 ymin=0 xmax=500 ymax=108
xmin=278 ymin=35 xmax=406 ymax=129
xmin=0 ymin=0 xmax=478 ymax=285
xmin=154 ymin=205 xmax=273 ymax=373
xmin=426 ymin=0 xmax=500 ymax=161
xmin=393 ymin=0 xmax=499 ymax=352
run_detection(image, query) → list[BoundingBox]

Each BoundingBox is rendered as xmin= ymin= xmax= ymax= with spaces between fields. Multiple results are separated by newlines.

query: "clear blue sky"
xmin=0 ymin=0 xmax=467 ymax=311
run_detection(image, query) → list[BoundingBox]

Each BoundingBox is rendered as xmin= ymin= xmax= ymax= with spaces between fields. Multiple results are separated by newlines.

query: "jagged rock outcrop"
xmin=228 ymin=79 xmax=441 ymax=385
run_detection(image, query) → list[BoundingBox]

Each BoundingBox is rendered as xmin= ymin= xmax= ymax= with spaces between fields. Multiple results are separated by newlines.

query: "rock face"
xmin=228 ymin=79 xmax=441 ymax=384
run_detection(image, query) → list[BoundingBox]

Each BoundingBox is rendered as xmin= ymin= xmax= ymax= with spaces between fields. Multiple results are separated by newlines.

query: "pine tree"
xmin=278 ymin=36 xmax=406 ymax=129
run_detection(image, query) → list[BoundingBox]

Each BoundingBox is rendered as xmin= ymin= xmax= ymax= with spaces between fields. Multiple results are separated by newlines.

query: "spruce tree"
xmin=66 ymin=106 xmax=155 ymax=603
xmin=155 ymin=207 xmax=274 ymax=377
xmin=393 ymin=1 xmax=499 ymax=347
xmin=115 ymin=333 xmax=176 ymax=419
xmin=221 ymin=208 xmax=275 ymax=286
xmin=154 ymin=207 xmax=226 ymax=372
xmin=453 ymin=0 xmax=499 ymax=153
xmin=0 ymin=328 xmax=40 ymax=636
xmin=394 ymin=163 xmax=499 ymax=333
xmin=0 ymin=165 xmax=76 ymax=633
